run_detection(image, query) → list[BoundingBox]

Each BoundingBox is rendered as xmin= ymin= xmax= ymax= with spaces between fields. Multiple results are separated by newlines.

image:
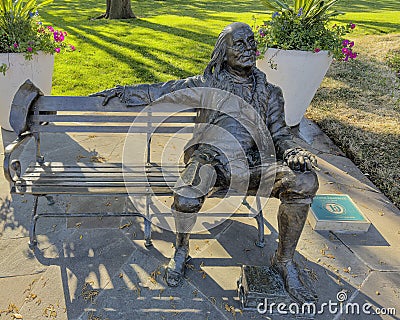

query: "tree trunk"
xmin=96 ymin=0 xmax=136 ymax=19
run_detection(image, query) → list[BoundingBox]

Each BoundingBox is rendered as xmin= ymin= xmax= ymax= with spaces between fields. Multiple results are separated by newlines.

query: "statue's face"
xmin=225 ymin=26 xmax=256 ymax=74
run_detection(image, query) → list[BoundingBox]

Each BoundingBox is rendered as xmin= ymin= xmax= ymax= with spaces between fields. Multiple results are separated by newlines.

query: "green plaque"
xmin=308 ymin=194 xmax=371 ymax=232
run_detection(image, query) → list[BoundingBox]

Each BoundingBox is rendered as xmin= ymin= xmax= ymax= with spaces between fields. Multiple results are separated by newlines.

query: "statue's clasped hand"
xmin=283 ymin=148 xmax=318 ymax=172
xmin=89 ymin=85 xmax=125 ymax=106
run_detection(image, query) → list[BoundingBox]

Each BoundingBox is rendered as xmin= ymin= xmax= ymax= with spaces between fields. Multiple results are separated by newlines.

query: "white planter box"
xmin=257 ymin=48 xmax=332 ymax=127
xmin=0 ymin=52 xmax=54 ymax=131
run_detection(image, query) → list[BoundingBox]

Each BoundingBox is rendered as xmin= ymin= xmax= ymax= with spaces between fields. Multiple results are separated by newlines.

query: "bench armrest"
xmin=3 ymin=132 xmax=32 ymax=183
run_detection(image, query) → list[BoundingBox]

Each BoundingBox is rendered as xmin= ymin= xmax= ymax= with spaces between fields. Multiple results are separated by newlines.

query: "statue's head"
xmin=204 ymin=22 xmax=256 ymax=79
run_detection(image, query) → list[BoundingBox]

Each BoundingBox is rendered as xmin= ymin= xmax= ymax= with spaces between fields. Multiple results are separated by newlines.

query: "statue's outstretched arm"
xmin=90 ymin=76 xmax=205 ymax=107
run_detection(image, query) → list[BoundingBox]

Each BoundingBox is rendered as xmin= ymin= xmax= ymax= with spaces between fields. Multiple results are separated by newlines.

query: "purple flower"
xmin=55 ymin=47 xmax=61 ymax=53
xmin=342 ymin=39 xmax=350 ymax=47
xmin=13 ymin=42 xmax=19 ymax=48
xmin=349 ymin=41 xmax=354 ymax=48
xmin=54 ymin=31 xmax=65 ymax=42
xmin=259 ymin=30 xmax=265 ymax=37
xmin=297 ymin=7 xmax=303 ymax=17
xmin=272 ymin=11 xmax=280 ymax=18
xmin=342 ymin=47 xmax=349 ymax=54
xmin=343 ymin=55 xmax=349 ymax=61
xmin=47 ymin=26 xmax=54 ymax=32
xmin=350 ymin=23 xmax=356 ymax=29
xmin=350 ymin=52 xmax=357 ymax=59
xmin=27 ymin=47 xmax=33 ymax=52
xmin=255 ymin=50 xmax=260 ymax=56
xmin=314 ymin=48 xmax=321 ymax=53
xmin=70 ymin=45 xmax=75 ymax=51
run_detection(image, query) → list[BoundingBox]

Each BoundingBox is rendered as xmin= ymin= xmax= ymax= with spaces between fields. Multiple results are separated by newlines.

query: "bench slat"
xmin=20 ymin=176 xmax=178 ymax=182
xmin=30 ymin=125 xmax=194 ymax=134
xmin=31 ymin=115 xmax=196 ymax=123
xmin=22 ymin=172 xmax=180 ymax=178
xmin=15 ymin=185 xmax=172 ymax=195
xmin=17 ymin=181 xmax=172 ymax=187
xmin=24 ymin=163 xmax=183 ymax=174
xmin=34 ymin=96 xmax=196 ymax=113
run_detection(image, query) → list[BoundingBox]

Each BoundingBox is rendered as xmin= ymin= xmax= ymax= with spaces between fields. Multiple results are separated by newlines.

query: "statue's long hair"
xmin=203 ymin=25 xmax=231 ymax=82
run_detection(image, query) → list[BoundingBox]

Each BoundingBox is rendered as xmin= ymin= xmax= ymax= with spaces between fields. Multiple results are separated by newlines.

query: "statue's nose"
xmin=243 ymin=39 xmax=255 ymax=51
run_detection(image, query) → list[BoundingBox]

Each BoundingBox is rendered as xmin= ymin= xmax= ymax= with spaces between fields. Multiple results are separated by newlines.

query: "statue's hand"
xmin=89 ymin=85 xmax=124 ymax=106
xmin=283 ymin=148 xmax=318 ymax=172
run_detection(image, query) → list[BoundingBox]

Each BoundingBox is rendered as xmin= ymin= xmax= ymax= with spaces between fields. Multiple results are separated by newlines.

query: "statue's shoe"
xmin=271 ymin=254 xmax=318 ymax=304
xmin=164 ymin=247 xmax=189 ymax=287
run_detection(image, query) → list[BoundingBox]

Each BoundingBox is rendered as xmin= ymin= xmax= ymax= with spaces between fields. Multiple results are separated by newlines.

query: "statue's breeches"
xmin=172 ymin=154 xmax=319 ymax=218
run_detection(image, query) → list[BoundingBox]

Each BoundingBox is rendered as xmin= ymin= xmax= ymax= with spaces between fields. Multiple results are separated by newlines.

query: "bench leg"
xmin=29 ymin=196 xmax=39 ymax=249
xmin=144 ymin=218 xmax=152 ymax=247
xmin=254 ymin=210 xmax=265 ymax=248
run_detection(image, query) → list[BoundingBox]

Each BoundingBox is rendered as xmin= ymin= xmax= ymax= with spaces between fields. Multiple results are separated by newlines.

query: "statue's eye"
xmin=233 ymin=41 xmax=246 ymax=50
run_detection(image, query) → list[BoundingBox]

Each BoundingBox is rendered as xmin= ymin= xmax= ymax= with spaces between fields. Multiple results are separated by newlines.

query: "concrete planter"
xmin=0 ymin=52 xmax=54 ymax=131
xmin=257 ymin=48 xmax=333 ymax=127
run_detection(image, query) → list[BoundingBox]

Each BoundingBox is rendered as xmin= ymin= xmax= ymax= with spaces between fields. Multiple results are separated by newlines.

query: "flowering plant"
xmin=254 ymin=0 xmax=357 ymax=61
xmin=0 ymin=0 xmax=75 ymax=62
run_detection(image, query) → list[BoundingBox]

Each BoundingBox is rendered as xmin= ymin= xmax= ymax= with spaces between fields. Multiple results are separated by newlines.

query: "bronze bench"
xmin=4 ymin=80 xmax=266 ymax=249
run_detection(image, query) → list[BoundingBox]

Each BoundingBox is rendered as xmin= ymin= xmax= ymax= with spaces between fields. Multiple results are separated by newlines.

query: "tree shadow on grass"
xmin=335 ymin=0 xmax=400 ymax=12
xmin=43 ymin=12 xmax=215 ymax=84
xmin=46 ymin=0 xmax=265 ymax=21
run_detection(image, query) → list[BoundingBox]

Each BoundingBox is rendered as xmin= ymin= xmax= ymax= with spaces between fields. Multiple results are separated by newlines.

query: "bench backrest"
xmin=28 ymin=96 xmax=196 ymax=134
xmin=10 ymin=81 xmax=197 ymax=164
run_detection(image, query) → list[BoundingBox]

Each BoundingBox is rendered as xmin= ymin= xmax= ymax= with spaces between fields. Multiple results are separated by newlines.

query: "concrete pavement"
xmin=0 ymin=118 xmax=399 ymax=320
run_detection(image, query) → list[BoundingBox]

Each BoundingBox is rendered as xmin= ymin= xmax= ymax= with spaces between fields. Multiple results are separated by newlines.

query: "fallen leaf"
xmin=119 ymin=221 xmax=132 ymax=229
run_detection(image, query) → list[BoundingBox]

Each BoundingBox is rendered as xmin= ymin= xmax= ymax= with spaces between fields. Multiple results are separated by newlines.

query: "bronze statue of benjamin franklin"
xmin=93 ymin=22 xmax=319 ymax=303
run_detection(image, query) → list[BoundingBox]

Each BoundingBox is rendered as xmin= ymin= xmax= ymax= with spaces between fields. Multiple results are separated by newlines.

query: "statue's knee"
xmin=294 ymin=171 xmax=319 ymax=196
xmin=173 ymin=194 xmax=204 ymax=213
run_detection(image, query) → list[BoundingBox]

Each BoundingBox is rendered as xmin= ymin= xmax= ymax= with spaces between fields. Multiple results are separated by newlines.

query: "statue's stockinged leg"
xmin=165 ymin=159 xmax=216 ymax=286
xmin=165 ymin=193 xmax=202 ymax=287
xmin=271 ymin=203 xmax=318 ymax=303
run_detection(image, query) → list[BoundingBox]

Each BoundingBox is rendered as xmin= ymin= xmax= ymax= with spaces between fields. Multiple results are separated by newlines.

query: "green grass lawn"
xmin=40 ymin=0 xmax=400 ymax=95
xmin=38 ymin=0 xmax=400 ymax=206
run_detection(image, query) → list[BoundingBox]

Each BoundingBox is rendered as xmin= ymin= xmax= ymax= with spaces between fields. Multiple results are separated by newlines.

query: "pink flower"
xmin=55 ymin=47 xmax=61 ymax=53
xmin=47 ymin=26 xmax=54 ymax=32
xmin=70 ymin=45 xmax=75 ymax=51
xmin=342 ymin=47 xmax=349 ymax=54
xmin=255 ymin=50 xmax=260 ymax=56
xmin=314 ymin=48 xmax=321 ymax=53
xmin=27 ymin=47 xmax=33 ymax=52
xmin=350 ymin=23 xmax=356 ymax=29
xmin=13 ymin=43 xmax=19 ymax=48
